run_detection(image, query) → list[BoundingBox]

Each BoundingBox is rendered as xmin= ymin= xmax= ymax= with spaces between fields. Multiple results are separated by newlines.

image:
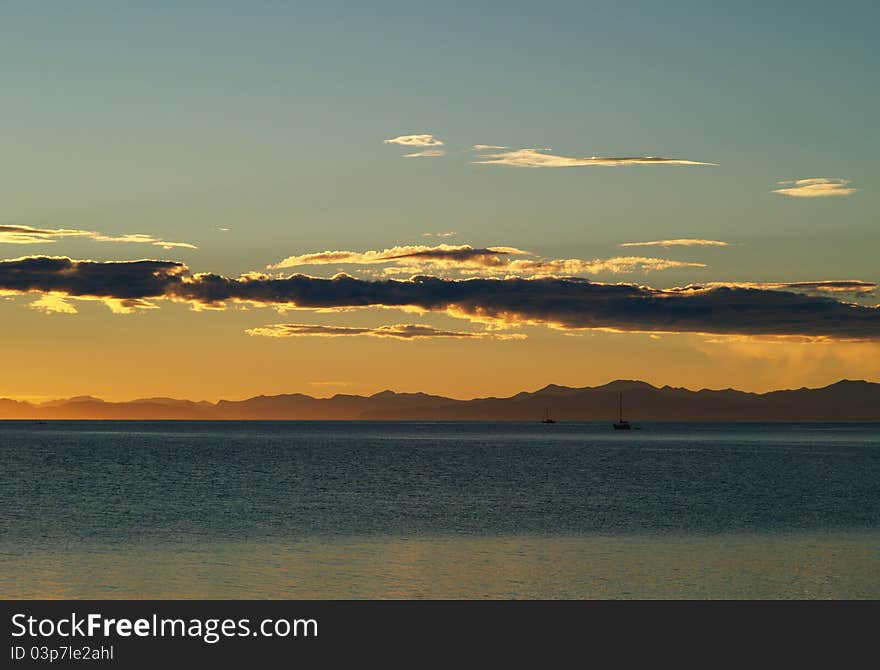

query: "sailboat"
xmin=541 ymin=407 xmax=556 ymax=424
xmin=613 ymin=392 xmax=631 ymax=430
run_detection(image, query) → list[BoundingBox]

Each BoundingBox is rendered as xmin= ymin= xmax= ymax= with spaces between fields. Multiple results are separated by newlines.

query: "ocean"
xmin=1 ymin=421 xmax=878 ymax=599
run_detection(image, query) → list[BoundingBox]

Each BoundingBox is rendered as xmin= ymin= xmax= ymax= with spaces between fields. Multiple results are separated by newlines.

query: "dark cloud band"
xmin=1 ymin=256 xmax=878 ymax=340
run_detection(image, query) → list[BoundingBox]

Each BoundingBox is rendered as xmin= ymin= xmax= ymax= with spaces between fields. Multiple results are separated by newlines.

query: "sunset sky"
xmin=2 ymin=1 xmax=878 ymax=401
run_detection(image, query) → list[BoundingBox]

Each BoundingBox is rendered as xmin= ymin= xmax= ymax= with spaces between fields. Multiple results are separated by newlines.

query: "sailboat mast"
xmin=618 ymin=392 xmax=623 ymax=422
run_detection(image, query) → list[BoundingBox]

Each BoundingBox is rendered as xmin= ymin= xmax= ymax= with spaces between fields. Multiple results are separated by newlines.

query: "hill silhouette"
xmin=1 ymin=379 xmax=878 ymax=421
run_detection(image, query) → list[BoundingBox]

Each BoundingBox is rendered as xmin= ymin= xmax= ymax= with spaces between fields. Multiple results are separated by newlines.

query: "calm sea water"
xmin=1 ymin=421 xmax=878 ymax=598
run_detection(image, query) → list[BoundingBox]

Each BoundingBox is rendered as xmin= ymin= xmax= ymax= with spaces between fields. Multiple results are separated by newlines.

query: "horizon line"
xmin=2 ymin=377 xmax=875 ymax=406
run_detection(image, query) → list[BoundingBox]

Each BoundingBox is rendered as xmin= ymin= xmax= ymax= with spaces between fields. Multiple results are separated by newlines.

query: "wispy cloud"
xmin=422 ymin=231 xmax=458 ymax=238
xmin=471 ymin=144 xmax=508 ymax=151
xmin=772 ymin=178 xmax=857 ymax=198
xmin=28 ymin=294 xmax=79 ymax=314
xmin=497 ymin=257 xmax=705 ymax=276
xmin=2 ymin=255 xmax=877 ymax=340
xmin=246 ymin=323 xmax=525 ymax=340
xmin=403 ymin=149 xmax=446 ymax=158
xmin=269 ymin=243 xmax=704 ymax=277
xmin=621 ymin=239 xmax=730 ymax=248
xmin=25 ymin=291 xmax=159 ymax=315
xmin=0 ymin=225 xmax=197 ymax=250
xmin=473 ymin=148 xmax=716 ymax=168
xmin=268 ymin=244 xmax=529 ymax=271
xmin=384 ymin=133 xmax=444 ymax=147
xmin=695 ymin=280 xmax=876 ymax=296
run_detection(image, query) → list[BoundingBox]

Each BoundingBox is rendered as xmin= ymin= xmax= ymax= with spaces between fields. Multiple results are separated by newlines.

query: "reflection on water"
xmin=1 ymin=421 xmax=878 ymax=598
xmin=2 ymin=532 xmax=878 ymax=599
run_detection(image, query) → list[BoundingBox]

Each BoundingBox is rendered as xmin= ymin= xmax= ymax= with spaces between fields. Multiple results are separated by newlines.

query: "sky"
xmin=1 ymin=1 xmax=878 ymax=401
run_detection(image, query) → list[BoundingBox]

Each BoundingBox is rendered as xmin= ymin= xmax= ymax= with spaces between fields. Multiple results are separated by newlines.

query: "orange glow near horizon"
xmin=1 ymin=297 xmax=878 ymax=403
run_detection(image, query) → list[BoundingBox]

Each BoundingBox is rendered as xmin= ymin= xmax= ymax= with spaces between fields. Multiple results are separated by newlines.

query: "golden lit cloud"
xmin=383 ymin=133 xmax=444 ymax=147
xmin=26 ymin=291 xmax=159 ymax=315
xmin=499 ymin=257 xmax=705 ymax=276
xmin=0 ymin=224 xmax=197 ymax=250
xmin=246 ymin=323 xmax=526 ymax=340
xmin=28 ymin=294 xmax=78 ymax=314
xmin=772 ymin=178 xmax=857 ymax=198
xmin=268 ymin=244 xmax=529 ymax=271
xmin=692 ymin=280 xmax=876 ymax=296
xmin=269 ymin=244 xmax=703 ymax=277
xmin=402 ymin=149 xmax=446 ymax=158
xmin=472 ymin=148 xmax=716 ymax=168
xmin=621 ymin=239 xmax=730 ymax=247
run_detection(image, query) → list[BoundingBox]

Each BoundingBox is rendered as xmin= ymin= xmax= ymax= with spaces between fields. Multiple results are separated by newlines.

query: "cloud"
xmin=28 ymin=294 xmax=79 ymax=314
xmin=268 ymin=244 xmax=703 ymax=277
xmin=0 ymin=224 xmax=197 ymax=250
xmin=2 ymin=255 xmax=878 ymax=340
xmin=471 ymin=144 xmax=508 ymax=150
xmin=620 ymin=239 xmax=731 ymax=248
xmin=384 ymin=134 xmax=444 ymax=147
xmin=382 ymin=245 xmax=528 ymax=266
xmin=0 ymin=256 xmax=182 ymax=315
xmin=246 ymin=323 xmax=525 ymax=340
xmin=268 ymin=244 xmax=528 ymax=271
xmin=403 ymin=149 xmax=446 ymax=158
xmin=496 ymin=257 xmax=705 ymax=276
xmin=772 ymin=178 xmax=857 ymax=198
xmin=473 ymin=148 xmax=716 ymax=168
xmin=697 ymin=281 xmax=876 ymax=296
xmin=422 ymin=231 xmax=458 ymax=238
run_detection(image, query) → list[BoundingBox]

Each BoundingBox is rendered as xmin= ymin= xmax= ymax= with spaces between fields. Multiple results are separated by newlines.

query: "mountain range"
xmin=1 ymin=379 xmax=878 ymax=421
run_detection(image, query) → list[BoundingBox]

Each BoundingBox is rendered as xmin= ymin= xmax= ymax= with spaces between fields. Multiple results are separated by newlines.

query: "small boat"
xmin=613 ymin=392 xmax=631 ymax=430
xmin=541 ymin=407 xmax=556 ymax=424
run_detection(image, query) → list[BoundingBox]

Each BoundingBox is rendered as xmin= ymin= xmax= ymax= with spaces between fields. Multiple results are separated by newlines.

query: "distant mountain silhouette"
xmin=1 ymin=379 xmax=878 ymax=420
